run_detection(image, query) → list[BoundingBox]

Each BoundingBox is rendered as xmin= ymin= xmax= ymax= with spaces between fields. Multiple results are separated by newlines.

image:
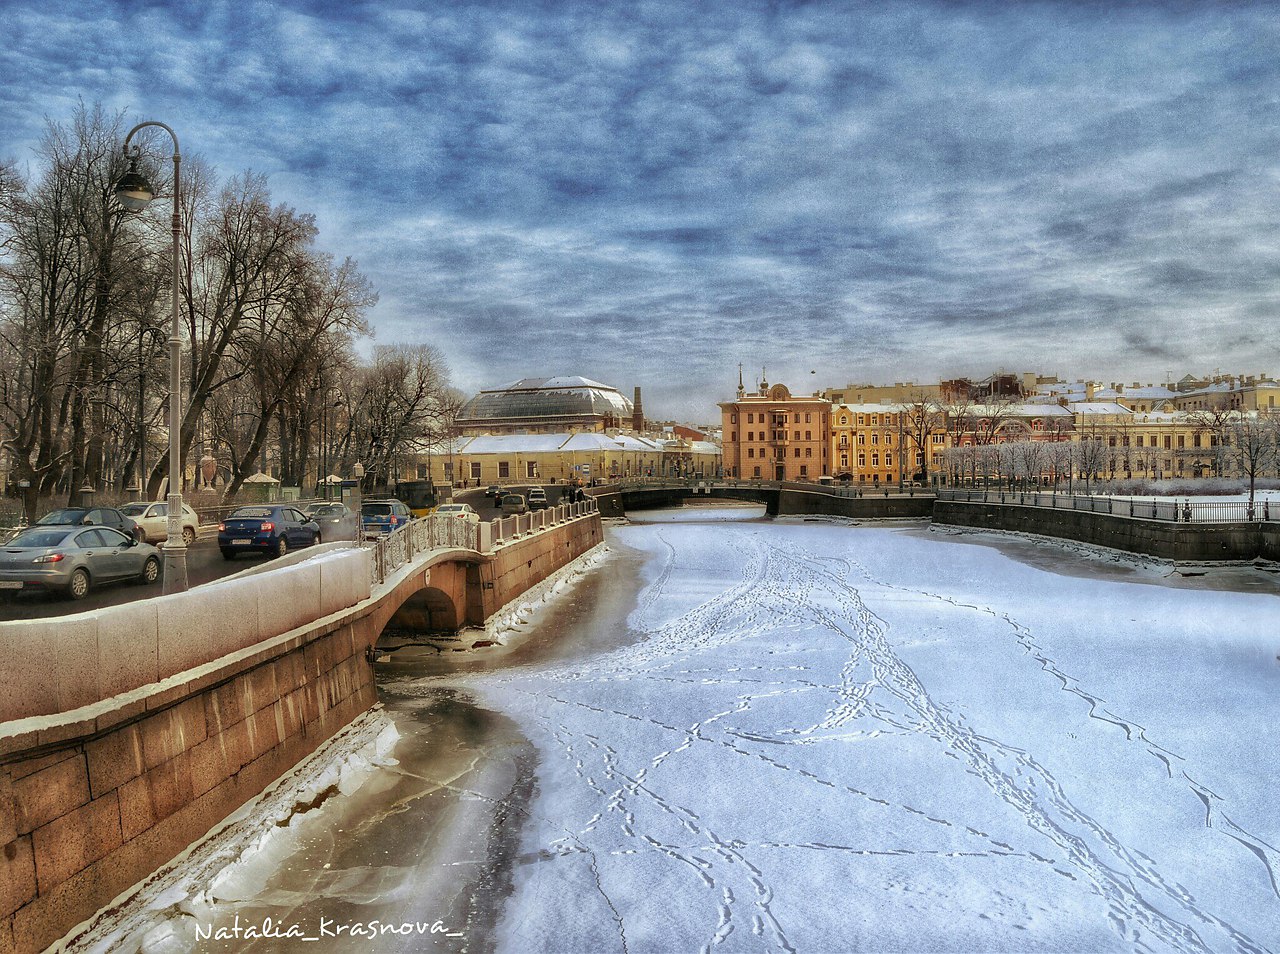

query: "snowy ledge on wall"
xmin=928 ymin=522 xmax=1183 ymax=575
xmin=57 ymin=708 xmax=400 ymax=954
xmin=483 ymin=542 xmax=611 ymax=648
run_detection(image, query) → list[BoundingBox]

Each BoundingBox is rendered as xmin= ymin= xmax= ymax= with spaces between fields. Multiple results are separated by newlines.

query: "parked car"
xmin=500 ymin=493 xmax=527 ymax=515
xmin=305 ymin=502 xmax=356 ymax=541
xmin=0 ymin=525 xmax=161 ymax=599
xmin=218 ymin=505 xmax=319 ymax=560
xmin=360 ymin=499 xmax=412 ymax=536
xmin=435 ymin=502 xmax=481 ymax=525
xmin=526 ymin=487 xmax=548 ymax=510
xmin=35 ymin=507 xmax=142 ymax=541
xmin=119 ymin=501 xmax=200 ymax=546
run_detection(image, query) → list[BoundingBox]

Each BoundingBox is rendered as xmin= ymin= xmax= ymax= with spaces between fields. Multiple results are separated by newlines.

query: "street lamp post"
xmin=116 ymin=120 xmax=188 ymax=594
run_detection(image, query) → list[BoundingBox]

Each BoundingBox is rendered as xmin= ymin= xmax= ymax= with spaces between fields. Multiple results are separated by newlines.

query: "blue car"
xmin=218 ymin=505 xmax=319 ymax=560
xmin=360 ymin=499 xmax=412 ymax=536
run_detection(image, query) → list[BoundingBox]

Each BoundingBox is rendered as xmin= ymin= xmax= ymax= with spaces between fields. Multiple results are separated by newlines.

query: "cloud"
xmin=3 ymin=0 xmax=1279 ymax=418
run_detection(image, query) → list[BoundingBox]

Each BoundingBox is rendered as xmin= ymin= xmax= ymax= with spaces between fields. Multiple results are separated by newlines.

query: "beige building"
xmin=423 ymin=432 xmax=720 ymax=488
xmin=720 ymin=380 xmax=830 ymax=480
xmin=830 ymin=404 xmax=915 ymax=485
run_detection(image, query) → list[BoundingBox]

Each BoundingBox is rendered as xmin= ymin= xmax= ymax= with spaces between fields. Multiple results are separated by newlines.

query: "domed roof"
xmin=458 ymin=376 xmax=633 ymax=426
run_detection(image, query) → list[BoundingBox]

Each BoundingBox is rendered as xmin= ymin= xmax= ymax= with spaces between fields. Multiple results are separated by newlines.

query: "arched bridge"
xmin=591 ymin=478 xmax=934 ymax=520
xmin=0 ymin=502 xmax=603 ymax=954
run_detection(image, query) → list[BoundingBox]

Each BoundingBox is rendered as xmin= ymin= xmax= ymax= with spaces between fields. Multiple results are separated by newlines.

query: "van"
xmin=501 ymin=494 xmax=528 ymax=515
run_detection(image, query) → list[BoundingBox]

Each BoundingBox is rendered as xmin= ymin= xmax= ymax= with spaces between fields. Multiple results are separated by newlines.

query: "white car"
xmin=435 ymin=502 xmax=481 ymax=525
xmin=119 ymin=501 xmax=200 ymax=546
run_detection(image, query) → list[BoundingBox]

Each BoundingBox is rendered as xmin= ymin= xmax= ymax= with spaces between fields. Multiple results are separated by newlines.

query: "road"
xmin=0 ymin=487 xmax=561 ymax=622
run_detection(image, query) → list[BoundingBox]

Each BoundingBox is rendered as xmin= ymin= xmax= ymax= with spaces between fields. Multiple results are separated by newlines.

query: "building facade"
xmin=720 ymin=382 xmax=831 ymax=480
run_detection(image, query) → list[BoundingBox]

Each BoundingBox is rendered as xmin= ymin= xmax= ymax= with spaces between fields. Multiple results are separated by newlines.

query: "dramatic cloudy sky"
xmin=2 ymin=1 xmax=1279 ymax=421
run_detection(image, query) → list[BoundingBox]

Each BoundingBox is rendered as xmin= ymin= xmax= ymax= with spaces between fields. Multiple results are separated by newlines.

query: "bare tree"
xmin=897 ymin=392 xmax=945 ymax=485
xmin=1226 ymin=411 xmax=1279 ymax=513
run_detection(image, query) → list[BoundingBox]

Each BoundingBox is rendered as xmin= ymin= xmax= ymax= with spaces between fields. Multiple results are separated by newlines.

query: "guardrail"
xmin=364 ymin=498 xmax=599 ymax=586
xmin=936 ymin=489 xmax=1276 ymax=524
xmin=609 ymin=477 xmax=930 ymax=498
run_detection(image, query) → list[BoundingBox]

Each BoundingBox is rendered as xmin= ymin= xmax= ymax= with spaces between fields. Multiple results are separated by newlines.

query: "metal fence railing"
xmin=366 ymin=498 xmax=599 ymax=587
xmin=936 ymin=489 xmax=1276 ymax=524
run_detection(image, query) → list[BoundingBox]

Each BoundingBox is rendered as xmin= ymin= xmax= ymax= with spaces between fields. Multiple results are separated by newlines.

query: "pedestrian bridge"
xmin=0 ymin=501 xmax=603 ymax=953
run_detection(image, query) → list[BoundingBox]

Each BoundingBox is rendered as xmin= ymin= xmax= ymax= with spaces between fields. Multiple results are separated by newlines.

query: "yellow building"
xmin=720 ymin=380 xmax=830 ymax=481
xmin=433 ymin=432 xmax=721 ymax=488
xmin=830 ymin=404 xmax=914 ymax=485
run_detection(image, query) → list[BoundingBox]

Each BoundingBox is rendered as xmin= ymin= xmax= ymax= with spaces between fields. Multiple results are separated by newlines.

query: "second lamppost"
xmin=116 ymin=120 xmax=189 ymax=593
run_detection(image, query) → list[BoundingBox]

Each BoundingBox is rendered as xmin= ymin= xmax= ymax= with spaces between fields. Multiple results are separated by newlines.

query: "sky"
xmin=2 ymin=0 xmax=1279 ymax=423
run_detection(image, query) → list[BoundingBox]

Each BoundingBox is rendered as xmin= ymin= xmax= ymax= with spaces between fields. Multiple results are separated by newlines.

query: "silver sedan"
xmin=0 ymin=525 xmax=162 ymax=600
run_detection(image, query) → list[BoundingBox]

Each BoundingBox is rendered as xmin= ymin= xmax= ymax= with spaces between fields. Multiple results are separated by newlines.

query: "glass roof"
xmin=459 ymin=377 xmax=633 ymax=422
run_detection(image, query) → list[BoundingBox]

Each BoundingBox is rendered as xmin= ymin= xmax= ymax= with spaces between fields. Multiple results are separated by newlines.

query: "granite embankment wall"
xmin=0 ymin=513 xmax=603 ymax=953
xmin=934 ymin=500 xmax=1280 ymax=562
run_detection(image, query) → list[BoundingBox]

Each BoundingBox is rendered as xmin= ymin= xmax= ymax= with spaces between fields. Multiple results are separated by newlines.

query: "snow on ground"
xmin=446 ymin=510 xmax=1280 ymax=953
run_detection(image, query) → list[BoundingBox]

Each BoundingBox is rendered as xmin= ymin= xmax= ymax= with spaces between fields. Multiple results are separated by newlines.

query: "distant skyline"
xmin=2 ymin=1 xmax=1278 ymax=423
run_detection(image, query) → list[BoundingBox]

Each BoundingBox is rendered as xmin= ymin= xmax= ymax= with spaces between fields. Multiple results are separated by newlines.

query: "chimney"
xmin=632 ymin=387 xmax=644 ymax=433
xmin=1085 ymin=381 xmax=1095 ymax=402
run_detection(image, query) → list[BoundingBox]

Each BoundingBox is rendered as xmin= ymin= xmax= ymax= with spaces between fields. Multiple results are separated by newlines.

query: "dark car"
xmin=36 ymin=507 xmax=142 ymax=541
xmin=486 ymin=485 xmax=503 ymax=500
xmin=218 ymin=505 xmax=319 ymax=560
xmin=360 ymin=499 xmax=412 ymax=536
xmin=306 ymin=502 xmax=356 ymax=542
xmin=0 ymin=525 xmax=161 ymax=599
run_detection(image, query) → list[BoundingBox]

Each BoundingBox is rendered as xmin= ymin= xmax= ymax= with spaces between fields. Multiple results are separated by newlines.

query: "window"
xmin=840 ymin=416 xmax=848 ymax=425
xmin=931 ymin=434 xmax=944 ymax=444
xmin=1164 ymin=436 xmax=1171 ymax=449
xmin=753 ymin=466 xmax=761 ymax=477
xmin=858 ymin=415 xmax=865 ymax=425
xmin=805 ymin=413 xmax=811 ymax=423
xmin=498 ymin=461 xmax=510 ymax=478
xmin=805 ymin=430 xmax=811 ymax=440
xmin=747 ymin=448 xmax=754 ymax=458
xmin=871 ymin=433 xmax=879 ymax=445
xmin=794 ymin=448 xmax=801 ymax=458
xmin=747 ymin=413 xmax=754 ymax=423
xmin=841 ymin=454 xmax=848 ymax=467
xmin=731 ymin=414 xmax=737 ymax=424
xmin=747 ymin=431 xmax=753 ymax=442
xmin=800 ymin=465 xmax=808 ymax=476
xmin=526 ymin=461 xmax=538 ymax=478
xmin=416 ymin=464 xmax=427 ymax=478
xmin=1178 ymin=435 xmax=1185 ymax=449
xmin=1137 ymin=436 xmax=1144 ymax=447
xmin=872 ymin=453 xmax=880 ymax=466
xmin=857 ymin=434 xmax=865 ymax=445
xmin=858 ymin=454 xmax=866 ymax=466
xmin=805 ymin=447 xmax=812 ymax=458
xmin=794 ymin=430 xmax=800 ymax=441
xmin=470 ymin=462 xmax=482 ymax=480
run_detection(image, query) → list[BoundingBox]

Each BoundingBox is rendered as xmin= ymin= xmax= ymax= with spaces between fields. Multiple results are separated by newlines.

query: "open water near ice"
xmin=125 ymin=505 xmax=1280 ymax=954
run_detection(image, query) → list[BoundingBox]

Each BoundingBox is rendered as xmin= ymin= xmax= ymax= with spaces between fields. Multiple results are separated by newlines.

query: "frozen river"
xmin=97 ymin=507 xmax=1280 ymax=953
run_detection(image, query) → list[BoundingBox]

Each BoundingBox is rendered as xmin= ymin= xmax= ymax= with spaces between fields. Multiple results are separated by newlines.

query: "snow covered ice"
xmin=449 ymin=509 xmax=1280 ymax=953
xmin=79 ymin=506 xmax=1280 ymax=953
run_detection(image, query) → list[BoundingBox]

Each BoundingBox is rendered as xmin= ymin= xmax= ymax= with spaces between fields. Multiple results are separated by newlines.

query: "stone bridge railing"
xmin=364 ymin=498 xmax=600 ymax=586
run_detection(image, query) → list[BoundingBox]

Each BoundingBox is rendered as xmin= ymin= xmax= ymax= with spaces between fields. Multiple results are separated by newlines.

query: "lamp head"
xmin=115 ymin=158 xmax=155 ymax=213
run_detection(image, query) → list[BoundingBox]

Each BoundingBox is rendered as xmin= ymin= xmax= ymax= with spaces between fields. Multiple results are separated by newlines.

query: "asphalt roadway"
xmin=0 ymin=486 xmax=574 ymax=623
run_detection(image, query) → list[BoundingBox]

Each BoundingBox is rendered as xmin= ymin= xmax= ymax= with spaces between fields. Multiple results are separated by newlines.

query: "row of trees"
xmin=940 ymin=411 xmax=1280 ymax=503
xmin=0 ymin=104 xmax=460 ymax=516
